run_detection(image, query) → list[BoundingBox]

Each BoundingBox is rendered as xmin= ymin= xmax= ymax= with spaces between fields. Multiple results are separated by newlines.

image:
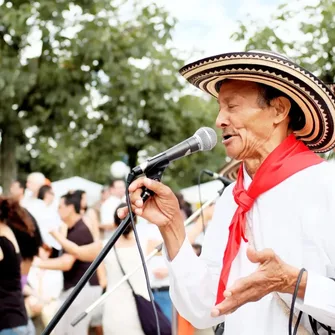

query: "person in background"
xmin=10 ymin=179 xmax=60 ymax=332
xmin=72 ymin=190 xmax=106 ymax=335
xmin=0 ymin=197 xmax=36 ymax=335
xmin=10 ymin=179 xmax=27 ymax=204
xmin=33 ymin=192 xmax=102 ymax=335
xmin=175 ymin=193 xmax=193 ymax=220
xmin=100 ymin=186 xmax=110 ymax=203
xmin=72 ymin=190 xmax=100 ymax=239
xmin=23 ymin=172 xmax=62 ymax=253
xmin=99 ymin=179 xmax=126 ymax=240
xmin=49 ymin=203 xmax=155 ymax=335
xmin=187 ymin=204 xmax=215 ymax=245
xmin=9 ymin=179 xmax=44 ymax=284
xmin=37 ymin=185 xmax=55 ymax=207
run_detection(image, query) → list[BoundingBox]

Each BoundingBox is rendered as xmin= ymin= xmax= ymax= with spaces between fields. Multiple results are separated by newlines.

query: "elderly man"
xmin=119 ymin=51 xmax=335 ymax=334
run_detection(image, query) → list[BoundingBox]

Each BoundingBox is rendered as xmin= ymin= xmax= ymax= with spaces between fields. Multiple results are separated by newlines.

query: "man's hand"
xmin=118 ymin=177 xmax=185 ymax=260
xmin=117 ymin=177 xmax=182 ymax=228
xmin=211 ymin=247 xmax=307 ymax=317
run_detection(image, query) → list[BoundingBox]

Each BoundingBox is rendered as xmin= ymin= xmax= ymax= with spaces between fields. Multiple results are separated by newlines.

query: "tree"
xmin=0 ymin=0 xmax=224 ymax=192
xmin=232 ymin=0 xmax=335 ymax=82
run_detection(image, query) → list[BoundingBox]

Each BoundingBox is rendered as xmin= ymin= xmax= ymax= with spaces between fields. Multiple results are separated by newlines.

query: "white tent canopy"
xmin=180 ymin=180 xmax=224 ymax=204
xmin=52 ymin=176 xmax=103 ymax=206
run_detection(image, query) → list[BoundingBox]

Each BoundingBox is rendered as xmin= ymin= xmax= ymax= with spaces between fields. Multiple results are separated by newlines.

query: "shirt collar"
xmin=243 ymin=163 xmax=252 ymax=190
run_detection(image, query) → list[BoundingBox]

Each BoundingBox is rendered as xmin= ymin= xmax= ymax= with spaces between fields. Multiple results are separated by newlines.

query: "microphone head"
xmin=194 ymin=127 xmax=217 ymax=151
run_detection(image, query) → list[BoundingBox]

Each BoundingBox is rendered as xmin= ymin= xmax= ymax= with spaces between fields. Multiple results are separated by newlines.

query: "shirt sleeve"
xmin=164 ymin=236 xmax=225 ymax=329
xmin=295 ymin=272 xmax=335 ymax=327
xmin=280 ymin=168 xmax=335 ymax=329
xmin=295 ymin=173 xmax=335 ymax=328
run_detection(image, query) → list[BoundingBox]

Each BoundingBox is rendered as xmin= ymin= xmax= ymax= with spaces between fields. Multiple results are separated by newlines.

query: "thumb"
xmin=247 ymin=247 xmax=273 ymax=264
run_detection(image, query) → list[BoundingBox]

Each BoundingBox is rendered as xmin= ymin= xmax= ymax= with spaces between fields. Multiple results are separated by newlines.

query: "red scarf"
xmin=215 ymin=134 xmax=324 ymax=305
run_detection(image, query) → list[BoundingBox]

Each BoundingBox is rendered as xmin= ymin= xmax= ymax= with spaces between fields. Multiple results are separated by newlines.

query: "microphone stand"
xmin=42 ymin=167 xmax=166 ymax=335
xmin=71 ymin=188 xmax=225 ymax=326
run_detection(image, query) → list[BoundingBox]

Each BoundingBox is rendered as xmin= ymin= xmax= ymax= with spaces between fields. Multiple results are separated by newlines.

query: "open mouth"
xmin=223 ymin=135 xmax=233 ymax=140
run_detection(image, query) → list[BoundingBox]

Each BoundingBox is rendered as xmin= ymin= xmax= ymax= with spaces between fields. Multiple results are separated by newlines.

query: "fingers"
xmin=117 ymin=187 xmax=143 ymax=218
xmin=117 ymin=206 xmax=129 ymax=219
xmin=128 ymin=177 xmax=171 ymax=197
xmin=224 ymin=277 xmax=252 ymax=298
xmin=211 ymin=297 xmax=240 ymax=317
xmin=211 ymin=280 xmax=251 ymax=317
xmin=247 ymin=247 xmax=274 ymax=264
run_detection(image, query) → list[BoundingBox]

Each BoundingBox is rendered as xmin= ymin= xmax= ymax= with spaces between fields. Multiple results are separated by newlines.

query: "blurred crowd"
xmin=0 ymin=171 xmax=216 ymax=335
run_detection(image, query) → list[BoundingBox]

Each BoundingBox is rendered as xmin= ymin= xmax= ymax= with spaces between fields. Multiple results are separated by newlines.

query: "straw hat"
xmin=180 ymin=50 xmax=335 ymax=152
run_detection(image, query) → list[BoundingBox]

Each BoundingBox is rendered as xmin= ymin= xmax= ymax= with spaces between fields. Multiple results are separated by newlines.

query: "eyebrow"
xmin=218 ymin=96 xmax=238 ymax=104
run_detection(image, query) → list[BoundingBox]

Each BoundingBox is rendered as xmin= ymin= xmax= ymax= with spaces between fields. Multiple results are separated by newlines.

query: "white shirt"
xmin=22 ymin=197 xmax=62 ymax=250
xmin=27 ymin=266 xmax=63 ymax=300
xmin=100 ymin=195 xmax=122 ymax=240
xmin=166 ymin=161 xmax=335 ymax=334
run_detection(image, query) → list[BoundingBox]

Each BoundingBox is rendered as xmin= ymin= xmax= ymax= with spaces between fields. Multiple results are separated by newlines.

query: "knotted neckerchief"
xmin=216 ymin=134 xmax=324 ymax=304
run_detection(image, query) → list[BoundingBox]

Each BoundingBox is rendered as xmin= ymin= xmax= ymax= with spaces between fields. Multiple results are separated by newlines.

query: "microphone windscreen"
xmin=195 ymin=127 xmax=217 ymax=151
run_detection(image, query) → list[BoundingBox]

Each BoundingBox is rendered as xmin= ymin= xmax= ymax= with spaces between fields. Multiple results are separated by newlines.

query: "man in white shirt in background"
xmin=23 ymin=172 xmax=62 ymax=251
xmin=99 ymin=178 xmax=126 ymax=240
xmin=119 ymin=50 xmax=335 ymax=334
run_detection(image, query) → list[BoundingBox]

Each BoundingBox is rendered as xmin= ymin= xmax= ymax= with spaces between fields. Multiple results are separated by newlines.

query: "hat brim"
xmin=219 ymin=159 xmax=241 ymax=181
xmin=179 ymin=52 xmax=335 ymax=153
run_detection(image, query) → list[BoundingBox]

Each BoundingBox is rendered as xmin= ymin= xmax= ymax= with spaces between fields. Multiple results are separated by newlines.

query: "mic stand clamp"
xmin=42 ymin=166 xmax=167 ymax=335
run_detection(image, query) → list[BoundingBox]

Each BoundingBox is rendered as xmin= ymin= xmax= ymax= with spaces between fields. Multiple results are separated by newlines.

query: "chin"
xmin=225 ymin=146 xmax=243 ymax=159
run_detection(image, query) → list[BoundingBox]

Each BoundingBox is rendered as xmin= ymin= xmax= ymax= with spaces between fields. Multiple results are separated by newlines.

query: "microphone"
xmin=131 ymin=127 xmax=217 ymax=177
xmin=203 ymin=169 xmax=233 ymax=187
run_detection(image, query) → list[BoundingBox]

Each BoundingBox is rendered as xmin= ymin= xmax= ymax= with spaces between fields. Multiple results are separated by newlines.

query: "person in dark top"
xmin=0 ymin=197 xmax=36 ymax=335
xmin=34 ymin=192 xmax=102 ymax=335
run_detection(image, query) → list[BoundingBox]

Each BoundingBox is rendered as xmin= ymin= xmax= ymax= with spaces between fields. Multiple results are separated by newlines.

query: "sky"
xmin=21 ymin=0 xmax=320 ymax=64
xmin=154 ymin=0 xmax=283 ymax=63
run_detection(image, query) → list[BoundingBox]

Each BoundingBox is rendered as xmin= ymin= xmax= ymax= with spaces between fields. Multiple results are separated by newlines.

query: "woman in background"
xmin=37 ymin=185 xmax=55 ymax=207
xmin=0 ymin=197 xmax=37 ymax=335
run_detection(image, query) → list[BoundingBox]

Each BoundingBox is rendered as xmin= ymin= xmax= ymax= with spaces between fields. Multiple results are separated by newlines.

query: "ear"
xmin=271 ymin=96 xmax=291 ymax=125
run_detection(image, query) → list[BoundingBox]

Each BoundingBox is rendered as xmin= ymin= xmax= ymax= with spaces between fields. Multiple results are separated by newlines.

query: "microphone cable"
xmin=288 ymin=268 xmax=305 ymax=335
xmin=289 ymin=269 xmax=335 ymax=335
xmin=125 ymin=176 xmax=161 ymax=335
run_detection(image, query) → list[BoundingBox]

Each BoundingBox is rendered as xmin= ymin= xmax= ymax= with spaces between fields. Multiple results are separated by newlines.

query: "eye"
xmin=228 ymin=104 xmax=238 ymax=109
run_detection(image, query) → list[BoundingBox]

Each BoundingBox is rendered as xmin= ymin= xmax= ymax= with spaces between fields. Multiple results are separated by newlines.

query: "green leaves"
xmin=1 ymin=0 xmax=223 ymax=191
xmin=233 ymin=0 xmax=335 ymax=85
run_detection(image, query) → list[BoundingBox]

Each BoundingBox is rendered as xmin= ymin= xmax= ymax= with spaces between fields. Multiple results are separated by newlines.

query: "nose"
xmin=215 ymin=108 xmax=230 ymax=129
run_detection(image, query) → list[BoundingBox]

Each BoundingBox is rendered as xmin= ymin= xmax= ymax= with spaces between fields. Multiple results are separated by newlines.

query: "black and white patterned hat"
xmin=179 ymin=50 xmax=335 ymax=153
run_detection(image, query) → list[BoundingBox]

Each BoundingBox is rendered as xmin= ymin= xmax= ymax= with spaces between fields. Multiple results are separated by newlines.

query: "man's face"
xmin=111 ymin=180 xmax=126 ymax=199
xmin=216 ymin=80 xmax=280 ymax=160
xmin=58 ymin=198 xmax=73 ymax=222
xmin=10 ymin=182 xmax=24 ymax=200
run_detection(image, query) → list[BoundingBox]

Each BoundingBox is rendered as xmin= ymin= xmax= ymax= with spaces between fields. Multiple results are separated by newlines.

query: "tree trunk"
xmin=0 ymin=127 xmax=17 ymax=195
